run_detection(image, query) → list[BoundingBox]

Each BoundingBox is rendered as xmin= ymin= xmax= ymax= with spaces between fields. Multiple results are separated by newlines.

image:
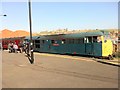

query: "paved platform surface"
xmin=2 ymin=51 xmax=119 ymax=88
xmin=35 ymin=52 xmax=119 ymax=67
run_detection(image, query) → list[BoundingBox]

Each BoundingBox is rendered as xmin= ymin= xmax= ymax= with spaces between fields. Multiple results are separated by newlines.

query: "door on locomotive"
xmin=84 ymin=36 xmax=102 ymax=57
xmin=33 ymin=36 xmax=40 ymax=52
xmin=84 ymin=37 xmax=93 ymax=55
xmin=88 ymin=34 xmax=113 ymax=59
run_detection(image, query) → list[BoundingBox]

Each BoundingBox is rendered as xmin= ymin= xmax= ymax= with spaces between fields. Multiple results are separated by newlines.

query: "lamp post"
xmin=0 ymin=14 xmax=7 ymax=17
xmin=0 ymin=14 xmax=7 ymax=50
xmin=28 ymin=0 xmax=34 ymax=64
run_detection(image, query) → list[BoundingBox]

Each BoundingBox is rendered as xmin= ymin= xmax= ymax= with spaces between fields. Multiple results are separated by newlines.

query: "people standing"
xmin=19 ymin=42 xmax=24 ymax=53
xmin=8 ymin=43 xmax=12 ymax=53
xmin=13 ymin=43 xmax=18 ymax=53
xmin=8 ymin=42 xmax=14 ymax=53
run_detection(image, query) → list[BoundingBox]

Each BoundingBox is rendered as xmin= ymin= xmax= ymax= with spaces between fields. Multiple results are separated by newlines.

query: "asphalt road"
xmin=2 ymin=51 xmax=118 ymax=88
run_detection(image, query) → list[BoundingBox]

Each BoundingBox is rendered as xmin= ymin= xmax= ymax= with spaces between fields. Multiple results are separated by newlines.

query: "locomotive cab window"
xmin=86 ymin=37 xmax=92 ymax=43
xmin=93 ymin=36 xmax=97 ymax=42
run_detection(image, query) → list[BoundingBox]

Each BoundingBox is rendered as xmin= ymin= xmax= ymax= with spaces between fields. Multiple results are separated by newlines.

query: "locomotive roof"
xmin=24 ymin=36 xmax=41 ymax=40
xmin=39 ymin=31 xmax=103 ymax=40
xmin=63 ymin=31 xmax=103 ymax=39
xmin=24 ymin=31 xmax=104 ymax=40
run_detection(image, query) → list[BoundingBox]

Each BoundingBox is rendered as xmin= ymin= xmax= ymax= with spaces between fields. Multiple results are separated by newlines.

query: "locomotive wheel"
xmin=108 ymin=55 xmax=113 ymax=60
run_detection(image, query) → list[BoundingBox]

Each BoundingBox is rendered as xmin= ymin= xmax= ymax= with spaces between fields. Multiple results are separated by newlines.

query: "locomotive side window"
xmin=70 ymin=39 xmax=74 ymax=44
xmin=67 ymin=39 xmax=74 ymax=44
xmin=86 ymin=37 xmax=92 ymax=43
xmin=61 ymin=39 xmax=66 ymax=44
xmin=35 ymin=40 xmax=40 ymax=43
xmin=75 ymin=38 xmax=84 ymax=44
xmin=51 ymin=40 xmax=57 ymax=44
xmin=79 ymin=38 xmax=84 ymax=43
xmin=75 ymin=39 xmax=78 ymax=44
xmin=51 ymin=40 xmax=55 ymax=44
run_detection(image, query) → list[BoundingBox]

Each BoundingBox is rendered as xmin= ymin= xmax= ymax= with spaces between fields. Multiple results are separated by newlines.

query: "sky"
xmin=0 ymin=2 xmax=118 ymax=33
